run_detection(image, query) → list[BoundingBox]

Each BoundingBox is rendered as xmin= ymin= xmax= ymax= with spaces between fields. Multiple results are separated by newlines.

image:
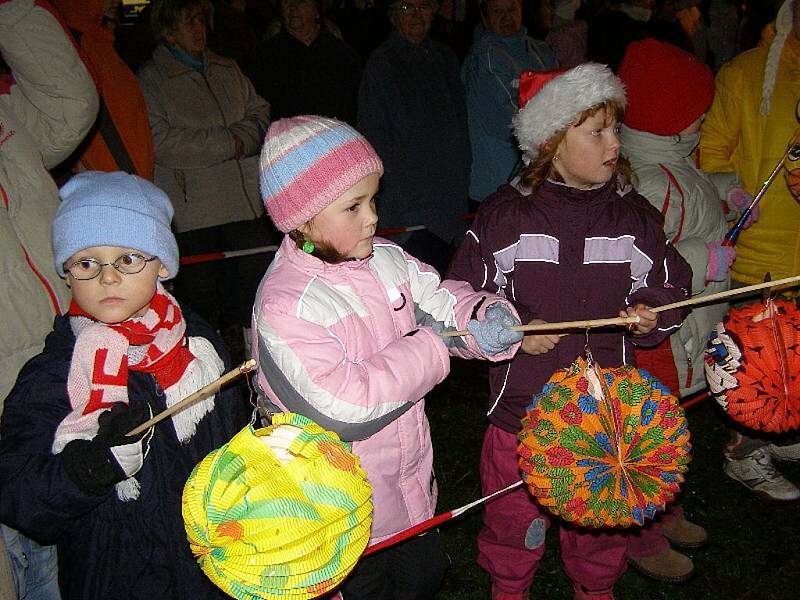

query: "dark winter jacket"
xmin=0 ymin=313 xmax=248 ymax=599
xmin=447 ymin=181 xmax=692 ymax=433
xmin=358 ymin=30 xmax=471 ymax=245
xmin=254 ymin=28 xmax=362 ymax=125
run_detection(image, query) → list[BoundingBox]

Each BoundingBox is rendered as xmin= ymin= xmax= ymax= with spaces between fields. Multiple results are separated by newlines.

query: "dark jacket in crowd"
xmin=358 ymin=30 xmax=471 ymax=245
xmin=254 ymin=28 xmax=362 ymax=125
xmin=586 ymin=7 xmax=650 ymax=71
xmin=0 ymin=313 xmax=248 ymax=599
xmin=327 ymin=1 xmax=391 ymax=62
xmin=447 ymin=181 xmax=692 ymax=433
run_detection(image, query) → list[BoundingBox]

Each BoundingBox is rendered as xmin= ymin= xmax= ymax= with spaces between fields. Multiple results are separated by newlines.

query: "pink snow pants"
xmin=477 ymin=424 xmax=629 ymax=594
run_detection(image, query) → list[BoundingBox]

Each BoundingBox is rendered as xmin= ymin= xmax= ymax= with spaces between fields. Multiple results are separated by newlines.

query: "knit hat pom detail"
xmin=513 ymin=63 xmax=626 ymax=163
xmin=761 ymin=0 xmax=794 ymax=115
xmin=259 ymin=116 xmax=384 ymax=233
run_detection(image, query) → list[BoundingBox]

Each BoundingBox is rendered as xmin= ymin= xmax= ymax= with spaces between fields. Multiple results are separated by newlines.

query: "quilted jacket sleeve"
xmin=699 ymin=60 xmax=743 ymax=175
xmin=403 ymin=248 xmax=521 ymax=362
xmin=0 ymin=0 xmax=98 ymax=168
xmin=255 ymin=306 xmax=451 ymax=442
xmin=0 ymin=346 xmax=110 ymax=543
xmin=625 ymin=201 xmax=693 ymax=347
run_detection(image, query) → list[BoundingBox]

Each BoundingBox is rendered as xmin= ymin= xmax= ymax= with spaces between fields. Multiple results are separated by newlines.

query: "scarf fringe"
xmin=166 ymin=336 xmax=224 ymax=443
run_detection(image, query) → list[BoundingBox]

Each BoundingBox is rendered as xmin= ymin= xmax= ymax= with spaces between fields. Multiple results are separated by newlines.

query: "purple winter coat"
xmin=447 ymin=180 xmax=692 ymax=433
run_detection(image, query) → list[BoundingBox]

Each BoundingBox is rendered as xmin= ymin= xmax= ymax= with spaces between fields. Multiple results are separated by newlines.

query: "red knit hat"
xmin=619 ymin=38 xmax=714 ymax=136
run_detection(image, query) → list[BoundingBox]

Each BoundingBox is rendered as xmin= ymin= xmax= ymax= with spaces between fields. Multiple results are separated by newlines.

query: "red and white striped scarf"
xmin=52 ymin=283 xmax=223 ymax=500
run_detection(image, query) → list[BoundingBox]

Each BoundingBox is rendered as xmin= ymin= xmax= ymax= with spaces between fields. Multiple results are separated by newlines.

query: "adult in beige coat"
xmin=0 ymin=0 xmax=98 ymax=597
xmin=138 ymin=0 xmax=272 ymax=332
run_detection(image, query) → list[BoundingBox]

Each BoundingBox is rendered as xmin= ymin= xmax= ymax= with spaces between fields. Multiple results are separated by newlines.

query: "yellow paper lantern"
xmin=183 ymin=413 xmax=373 ymax=599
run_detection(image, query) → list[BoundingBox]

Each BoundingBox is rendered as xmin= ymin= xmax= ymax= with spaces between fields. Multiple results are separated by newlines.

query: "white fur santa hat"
xmin=761 ymin=0 xmax=794 ymax=115
xmin=513 ymin=63 xmax=626 ymax=163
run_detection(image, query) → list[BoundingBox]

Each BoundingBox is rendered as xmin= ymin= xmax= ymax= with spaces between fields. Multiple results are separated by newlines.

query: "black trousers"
xmin=339 ymin=530 xmax=450 ymax=600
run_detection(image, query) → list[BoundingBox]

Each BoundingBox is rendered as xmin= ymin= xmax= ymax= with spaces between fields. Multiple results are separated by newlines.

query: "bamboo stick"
xmin=440 ymin=315 xmax=641 ymax=338
xmin=126 ymin=359 xmax=257 ymax=436
xmin=651 ymin=274 xmax=800 ymax=314
xmin=440 ymin=275 xmax=800 ymax=339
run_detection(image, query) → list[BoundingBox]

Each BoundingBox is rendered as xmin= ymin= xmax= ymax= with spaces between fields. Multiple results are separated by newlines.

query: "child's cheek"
xmin=325 ymin=228 xmax=361 ymax=254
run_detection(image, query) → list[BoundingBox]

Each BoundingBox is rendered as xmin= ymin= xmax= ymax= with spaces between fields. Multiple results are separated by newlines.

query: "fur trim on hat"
xmin=761 ymin=0 xmax=794 ymax=115
xmin=513 ymin=63 xmax=626 ymax=163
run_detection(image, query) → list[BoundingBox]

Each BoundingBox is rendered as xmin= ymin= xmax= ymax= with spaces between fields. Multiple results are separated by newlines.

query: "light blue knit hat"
xmin=53 ymin=171 xmax=180 ymax=279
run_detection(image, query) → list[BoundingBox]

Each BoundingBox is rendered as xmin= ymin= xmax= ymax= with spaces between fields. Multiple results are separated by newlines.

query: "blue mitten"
xmin=466 ymin=303 xmax=523 ymax=355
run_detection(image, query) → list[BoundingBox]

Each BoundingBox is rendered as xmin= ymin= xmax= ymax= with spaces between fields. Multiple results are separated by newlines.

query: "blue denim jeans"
xmin=0 ymin=525 xmax=60 ymax=600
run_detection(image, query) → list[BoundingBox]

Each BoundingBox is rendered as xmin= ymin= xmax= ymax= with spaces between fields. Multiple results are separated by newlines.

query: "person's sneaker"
xmin=628 ymin=547 xmax=694 ymax=583
xmin=724 ymin=448 xmax=800 ymax=501
xmin=491 ymin=585 xmax=529 ymax=600
xmin=766 ymin=441 xmax=800 ymax=462
xmin=572 ymin=583 xmax=615 ymax=600
xmin=661 ymin=514 xmax=708 ymax=549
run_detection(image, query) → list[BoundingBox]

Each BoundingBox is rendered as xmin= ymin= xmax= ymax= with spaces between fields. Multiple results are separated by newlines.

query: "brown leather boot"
xmin=662 ymin=514 xmax=708 ymax=548
xmin=628 ymin=547 xmax=694 ymax=583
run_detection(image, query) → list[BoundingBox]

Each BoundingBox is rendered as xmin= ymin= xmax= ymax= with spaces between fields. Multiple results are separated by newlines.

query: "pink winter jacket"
xmin=252 ymin=237 xmax=520 ymax=543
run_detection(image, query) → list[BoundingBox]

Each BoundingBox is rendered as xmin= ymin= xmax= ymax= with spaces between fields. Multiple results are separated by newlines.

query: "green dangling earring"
xmin=302 ymin=240 xmax=315 ymax=254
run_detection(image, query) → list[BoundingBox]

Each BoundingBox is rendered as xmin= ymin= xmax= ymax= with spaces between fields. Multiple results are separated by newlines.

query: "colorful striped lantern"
xmin=183 ymin=413 xmax=372 ymax=599
xmin=518 ymin=355 xmax=691 ymax=528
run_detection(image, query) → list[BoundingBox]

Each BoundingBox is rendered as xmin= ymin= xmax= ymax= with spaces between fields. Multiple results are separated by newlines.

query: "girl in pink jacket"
xmin=252 ymin=115 xmax=523 ymax=600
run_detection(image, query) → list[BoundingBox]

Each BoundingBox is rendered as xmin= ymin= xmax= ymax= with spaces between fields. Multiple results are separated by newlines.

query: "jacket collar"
xmin=537 ymin=178 xmax=623 ymax=208
xmin=279 ymin=235 xmax=374 ymax=276
xmin=619 ymin=124 xmax=699 ymax=164
xmin=153 ymin=44 xmax=232 ymax=78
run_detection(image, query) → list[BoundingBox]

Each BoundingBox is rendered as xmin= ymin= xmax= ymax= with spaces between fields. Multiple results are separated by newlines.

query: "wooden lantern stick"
xmin=126 ymin=359 xmax=257 ymax=437
xmin=440 ymin=275 xmax=800 ymax=339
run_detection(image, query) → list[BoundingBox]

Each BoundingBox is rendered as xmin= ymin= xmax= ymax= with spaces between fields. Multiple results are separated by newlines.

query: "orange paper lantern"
xmin=705 ymin=298 xmax=800 ymax=433
xmin=518 ymin=354 xmax=691 ymax=528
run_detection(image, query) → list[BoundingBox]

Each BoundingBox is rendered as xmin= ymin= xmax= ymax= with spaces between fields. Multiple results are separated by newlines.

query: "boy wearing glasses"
xmin=0 ymin=171 xmax=245 ymax=598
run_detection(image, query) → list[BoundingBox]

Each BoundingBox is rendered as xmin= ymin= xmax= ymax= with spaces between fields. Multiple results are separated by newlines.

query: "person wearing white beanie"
xmin=700 ymin=0 xmax=800 ymax=502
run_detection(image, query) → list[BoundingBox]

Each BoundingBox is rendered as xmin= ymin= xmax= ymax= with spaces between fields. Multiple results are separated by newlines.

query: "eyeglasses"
xmin=396 ymin=2 xmax=436 ymax=16
xmin=65 ymin=253 xmax=158 ymax=280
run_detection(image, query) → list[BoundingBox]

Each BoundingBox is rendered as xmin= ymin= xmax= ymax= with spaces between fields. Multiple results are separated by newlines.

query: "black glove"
xmin=61 ymin=403 xmax=153 ymax=496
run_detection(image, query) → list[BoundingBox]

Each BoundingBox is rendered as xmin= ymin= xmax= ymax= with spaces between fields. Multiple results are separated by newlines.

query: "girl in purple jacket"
xmin=447 ymin=64 xmax=693 ymax=600
xmin=252 ymin=115 xmax=524 ymax=600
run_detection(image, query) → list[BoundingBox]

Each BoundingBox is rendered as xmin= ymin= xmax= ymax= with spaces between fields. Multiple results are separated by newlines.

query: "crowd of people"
xmin=0 ymin=0 xmax=799 ymax=599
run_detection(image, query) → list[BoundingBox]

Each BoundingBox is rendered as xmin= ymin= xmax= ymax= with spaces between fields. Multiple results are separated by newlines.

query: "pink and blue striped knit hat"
xmin=259 ymin=116 xmax=384 ymax=233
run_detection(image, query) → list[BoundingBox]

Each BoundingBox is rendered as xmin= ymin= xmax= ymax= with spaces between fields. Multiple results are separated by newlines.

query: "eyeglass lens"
xmin=67 ymin=253 xmax=154 ymax=279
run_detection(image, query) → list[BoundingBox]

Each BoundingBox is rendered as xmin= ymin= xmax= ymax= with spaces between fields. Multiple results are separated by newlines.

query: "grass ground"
xmin=427 ymin=358 xmax=800 ymax=600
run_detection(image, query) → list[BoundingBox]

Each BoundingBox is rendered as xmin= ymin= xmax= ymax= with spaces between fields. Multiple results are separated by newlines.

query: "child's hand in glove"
xmin=414 ymin=306 xmax=465 ymax=349
xmin=705 ymin=241 xmax=736 ymax=282
xmin=725 ymin=187 xmax=759 ymax=229
xmin=61 ymin=402 xmax=153 ymax=496
xmin=466 ymin=303 xmax=523 ymax=355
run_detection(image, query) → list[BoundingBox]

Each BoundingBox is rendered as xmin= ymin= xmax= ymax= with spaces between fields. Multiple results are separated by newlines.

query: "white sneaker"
xmin=724 ymin=448 xmax=800 ymax=501
xmin=766 ymin=441 xmax=800 ymax=462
